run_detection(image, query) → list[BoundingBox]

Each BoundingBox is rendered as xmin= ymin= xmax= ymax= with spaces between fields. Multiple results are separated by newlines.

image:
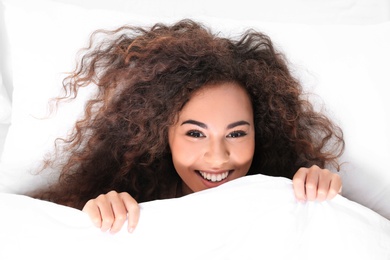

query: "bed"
xmin=0 ymin=0 xmax=389 ymax=259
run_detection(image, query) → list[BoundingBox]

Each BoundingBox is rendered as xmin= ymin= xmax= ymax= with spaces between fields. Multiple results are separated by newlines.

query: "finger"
xmin=327 ymin=174 xmax=342 ymax=200
xmin=108 ymin=193 xmax=130 ymax=234
xmin=292 ymin=167 xmax=308 ymax=202
xmin=82 ymin=199 xmax=103 ymax=228
xmin=316 ymin=169 xmax=332 ymax=202
xmin=95 ymin=194 xmax=116 ymax=232
xmin=120 ymin=192 xmax=140 ymax=233
xmin=305 ymin=167 xmax=320 ymax=201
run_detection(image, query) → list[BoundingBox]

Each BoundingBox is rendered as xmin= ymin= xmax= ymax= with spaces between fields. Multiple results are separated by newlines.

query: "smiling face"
xmin=168 ymin=82 xmax=255 ymax=195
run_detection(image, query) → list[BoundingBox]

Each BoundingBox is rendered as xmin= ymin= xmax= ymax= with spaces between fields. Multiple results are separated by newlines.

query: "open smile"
xmin=196 ymin=170 xmax=232 ymax=183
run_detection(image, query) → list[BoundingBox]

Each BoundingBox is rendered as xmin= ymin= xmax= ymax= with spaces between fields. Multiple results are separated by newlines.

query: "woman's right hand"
xmin=82 ymin=191 xmax=140 ymax=234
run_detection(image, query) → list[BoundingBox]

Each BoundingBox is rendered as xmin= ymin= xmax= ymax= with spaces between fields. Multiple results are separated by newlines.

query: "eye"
xmin=227 ymin=131 xmax=247 ymax=138
xmin=186 ymin=130 xmax=205 ymax=138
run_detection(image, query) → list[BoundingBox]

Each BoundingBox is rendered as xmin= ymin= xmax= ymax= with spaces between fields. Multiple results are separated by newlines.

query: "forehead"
xmin=179 ymin=82 xmax=253 ymax=120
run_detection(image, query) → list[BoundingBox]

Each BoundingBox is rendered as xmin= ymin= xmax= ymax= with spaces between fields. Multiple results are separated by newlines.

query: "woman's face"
xmin=168 ymin=82 xmax=255 ymax=195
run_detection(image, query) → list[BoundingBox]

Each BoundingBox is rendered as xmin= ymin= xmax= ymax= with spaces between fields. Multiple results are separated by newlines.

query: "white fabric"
xmin=0 ymin=74 xmax=11 ymax=124
xmin=0 ymin=124 xmax=9 ymax=158
xmin=56 ymin=0 xmax=390 ymax=25
xmin=0 ymin=0 xmax=389 ymax=221
xmin=0 ymin=175 xmax=389 ymax=260
xmin=0 ymin=74 xmax=11 ymax=157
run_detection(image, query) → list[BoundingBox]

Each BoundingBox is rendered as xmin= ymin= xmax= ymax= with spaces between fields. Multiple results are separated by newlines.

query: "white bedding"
xmin=1 ymin=175 xmax=389 ymax=260
xmin=0 ymin=0 xmax=389 ymax=221
xmin=0 ymin=1 xmax=390 ymax=258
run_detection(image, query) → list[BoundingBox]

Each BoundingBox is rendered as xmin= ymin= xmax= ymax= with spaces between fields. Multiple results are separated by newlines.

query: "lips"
xmin=198 ymin=170 xmax=230 ymax=182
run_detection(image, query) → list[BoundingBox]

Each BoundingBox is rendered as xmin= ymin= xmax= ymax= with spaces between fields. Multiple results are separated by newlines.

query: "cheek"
xmin=170 ymin=138 xmax=200 ymax=170
xmin=172 ymin=150 xmax=193 ymax=169
xmin=230 ymin=140 xmax=255 ymax=169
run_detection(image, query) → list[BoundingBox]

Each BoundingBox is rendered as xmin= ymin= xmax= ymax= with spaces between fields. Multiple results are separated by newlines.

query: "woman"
xmin=36 ymin=19 xmax=344 ymax=233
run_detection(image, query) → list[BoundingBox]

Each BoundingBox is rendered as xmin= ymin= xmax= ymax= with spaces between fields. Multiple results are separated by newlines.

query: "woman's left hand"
xmin=292 ymin=165 xmax=342 ymax=202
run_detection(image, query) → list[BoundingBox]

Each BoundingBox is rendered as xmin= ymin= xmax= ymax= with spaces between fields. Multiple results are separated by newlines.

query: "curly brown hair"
xmin=36 ymin=19 xmax=344 ymax=209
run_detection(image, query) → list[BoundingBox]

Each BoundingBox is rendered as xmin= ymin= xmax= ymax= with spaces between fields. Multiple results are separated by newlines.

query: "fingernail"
xmin=128 ymin=227 xmax=134 ymax=233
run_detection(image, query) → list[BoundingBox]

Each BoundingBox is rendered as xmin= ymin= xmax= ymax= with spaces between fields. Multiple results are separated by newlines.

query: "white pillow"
xmin=0 ymin=0 xmax=389 ymax=220
xmin=0 ymin=74 xmax=11 ymax=124
xmin=0 ymin=74 xmax=11 ymax=158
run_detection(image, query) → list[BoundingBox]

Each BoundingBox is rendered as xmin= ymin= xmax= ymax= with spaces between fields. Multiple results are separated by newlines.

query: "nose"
xmin=203 ymin=138 xmax=230 ymax=167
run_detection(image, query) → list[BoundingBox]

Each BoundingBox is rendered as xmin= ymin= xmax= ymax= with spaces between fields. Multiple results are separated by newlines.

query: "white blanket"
xmin=1 ymin=175 xmax=389 ymax=260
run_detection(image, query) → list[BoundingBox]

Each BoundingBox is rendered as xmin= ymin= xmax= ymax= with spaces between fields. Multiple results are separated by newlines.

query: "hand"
xmin=82 ymin=191 xmax=140 ymax=234
xmin=292 ymin=165 xmax=342 ymax=202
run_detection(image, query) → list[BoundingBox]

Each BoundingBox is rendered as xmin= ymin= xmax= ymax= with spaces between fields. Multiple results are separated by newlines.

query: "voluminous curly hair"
xmin=36 ymin=19 xmax=344 ymax=209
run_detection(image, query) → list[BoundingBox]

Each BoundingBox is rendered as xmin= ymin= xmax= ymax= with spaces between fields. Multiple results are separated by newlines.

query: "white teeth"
xmin=199 ymin=171 xmax=229 ymax=182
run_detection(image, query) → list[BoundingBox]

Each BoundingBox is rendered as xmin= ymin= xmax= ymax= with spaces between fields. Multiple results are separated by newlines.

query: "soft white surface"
xmin=0 ymin=72 xmax=11 ymax=157
xmin=0 ymin=175 xmax=389 ymax=260
xmin=0 ymin=0 xmax=389 ymax=221
xmin=51 ymin=0 xmax=390 ymax=25
xmin=0 ymin=74 xmax=11 ymax=124
xmin=0 ymin=124 xmax=9 ymax=160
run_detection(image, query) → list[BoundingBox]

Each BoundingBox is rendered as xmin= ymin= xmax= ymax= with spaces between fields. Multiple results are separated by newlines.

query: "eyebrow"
xmin=181 ymin=120 xmax=207 ymax=129
xmin=181 ymin=119 xmax=250 ymax=129
xmin=227 ymin=120 xmax=250 ymax=129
